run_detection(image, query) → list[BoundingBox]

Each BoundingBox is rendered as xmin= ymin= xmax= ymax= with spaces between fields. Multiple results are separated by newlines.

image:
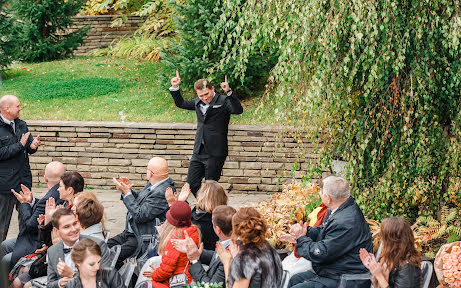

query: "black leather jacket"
xmin=65 ymin=268 xmax=123 ymax=288
xmin=388 ymin=262 xmax=421 ymax=288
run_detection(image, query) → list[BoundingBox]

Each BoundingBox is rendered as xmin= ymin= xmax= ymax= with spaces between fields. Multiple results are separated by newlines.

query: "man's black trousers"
xmin=187 ymin=152 xmax=226 ymax=197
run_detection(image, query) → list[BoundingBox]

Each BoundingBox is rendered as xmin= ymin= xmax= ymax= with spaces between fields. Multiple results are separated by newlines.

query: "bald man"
xmin=0 ymin=95 xmax=41 ymax=242
xmin=1 ymin=161 xmax=65 ymax=270
xmin=110 ymin=157 xmax=175 ymax=267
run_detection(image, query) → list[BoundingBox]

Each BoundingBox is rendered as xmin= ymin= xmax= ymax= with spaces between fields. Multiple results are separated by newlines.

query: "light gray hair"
xmin=322 ymin=176 xmax=350 ymax=201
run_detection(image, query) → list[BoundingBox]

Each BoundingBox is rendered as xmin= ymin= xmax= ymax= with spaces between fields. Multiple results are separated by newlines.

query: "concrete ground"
xmin=6 ymin=187 xmax=272 ymax=240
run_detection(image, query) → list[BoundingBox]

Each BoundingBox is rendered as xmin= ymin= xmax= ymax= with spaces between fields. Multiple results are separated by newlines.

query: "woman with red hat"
xmin=141 ymin=201 xmax=200 ymax=288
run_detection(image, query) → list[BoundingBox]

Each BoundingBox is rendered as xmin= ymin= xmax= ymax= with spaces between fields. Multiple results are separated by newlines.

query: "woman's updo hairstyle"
xmin=71 ymin=238 xmax=101 ymax=268
xmin=232 ymin=207 xmax=268 ymax=246
xmin=61 ymin=171 xmax=85 ymax=194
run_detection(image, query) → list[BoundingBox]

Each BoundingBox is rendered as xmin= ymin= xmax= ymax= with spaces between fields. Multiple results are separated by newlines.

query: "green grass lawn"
xmin=0 ymin=56 xmax=275 ymax=124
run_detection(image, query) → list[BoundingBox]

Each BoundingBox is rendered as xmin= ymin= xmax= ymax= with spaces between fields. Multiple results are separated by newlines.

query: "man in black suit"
xmin=0 ymin=161 xmax=65 ymax=270
xmin=0 ymin=95 xmax=41 ymax=242
xmin=109 ymin=156 xmax=175 ymax=268
xmin=169 ymin=72 xmax=243 ymax=196
xmin=171 ymin=205 xmax=236 ymax=284
xmin=46 ymin=208 xmax=111 ymax=288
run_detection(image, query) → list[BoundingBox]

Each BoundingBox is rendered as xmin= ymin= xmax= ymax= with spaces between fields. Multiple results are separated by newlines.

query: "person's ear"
xmin=44 ymin=175 xmax=48 ymax=183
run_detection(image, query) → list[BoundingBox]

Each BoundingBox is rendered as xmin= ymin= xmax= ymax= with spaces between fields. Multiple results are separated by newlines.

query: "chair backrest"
xmin=421 ymin=261 xmax=433 ymax=288
xmin=109 ymin=245 xmax=121 ymax=269
xmin=119 ymin=262 xmax=136 ymax=288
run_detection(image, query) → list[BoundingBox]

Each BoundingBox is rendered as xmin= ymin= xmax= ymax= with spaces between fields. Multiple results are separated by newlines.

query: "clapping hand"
xmin=171 ymin=230 xmax=202 ymax=261
xmin=142 ymin=265 xmax=156 ymax=278
xmin=289 ymin=221 xmax=308 ymax=240
xmin=57 ymin=258 xmax=74 ymax=278
xmin=20 ymin=132 xmax=30 ymax=147
xmin=178 ymin=182 xmax=191 ymax=202
xmin=113 ymin=177 xmax=133 ymax=195
xmin=165 ymin=187 xmax=178 ymax=206
xmin=30 ymin=134 xmax=41 ymax=150
xmin=280 ymin=233 xmax=297 ymax=244
xmin=37 ymin=214 xmax=45 ymax=226
xmin=171 ymin=70 xmax=181 ymax=88
xmin=216 ymin=242 xmax=232 ymax=267
xmin=11 ymin=184 xmax=34 ymax=203
xmin=359 ymin=248 xmax=376 ymax=270
xmin=45 ymin=197 xmax=57 ymax=225
xmin=220 ymin=75 xmax=230 ymax=93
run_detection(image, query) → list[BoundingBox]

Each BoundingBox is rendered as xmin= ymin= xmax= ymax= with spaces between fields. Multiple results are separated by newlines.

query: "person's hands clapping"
xmin=171 ymin=70 xmax=181 ymax=88
xmin=45 ymin=197 xmax=57 ymax=225
xmin=20 ymin=132 xmax=30 ymax=147
xmin=289 ymin=221 xmax=308 ymax=240
xmin=216 ymin=242 xmax=232 ymax=267
xmin=113 ymin=177 xmax=132 ymax=195
xmin=57 ymin=258 xmax=74 ymax=278
xmin=11 ymin=184 xmax=34 ymax=204
xmin=280 ymin=233 xmax=297 ymax=244
xmin=30 ymin=134 xmax=41 ymax=150
xmin=165 ymin=187 xmax=178 ymax=206
xmin=178 ymin=182 xmax=191 ymax=202
xmin=37 ymin=214 xmax=45 ymax=226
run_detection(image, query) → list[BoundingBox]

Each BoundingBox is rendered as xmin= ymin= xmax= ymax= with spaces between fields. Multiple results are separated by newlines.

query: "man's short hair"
xmin=212 ymin=205 xmax=236 ymax=236
xmin=76 ymin=198 xmax=104 ymax=229
xmin=322 ymin=176 xmax=351 ymax=201
xmin=51 ymin=208 xmax=75 ymax=229
xmin=194 ymin=79 xmax=213 ymax=91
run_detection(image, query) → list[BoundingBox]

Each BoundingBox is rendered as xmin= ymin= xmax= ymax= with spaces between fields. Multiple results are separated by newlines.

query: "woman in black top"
xmin=360 ymin=217 xmax=421 ymax=288
xmin=217 ymin=207 xmax=283 ymax=288
xmin=65 ymin=238 xmax=122 ymax=288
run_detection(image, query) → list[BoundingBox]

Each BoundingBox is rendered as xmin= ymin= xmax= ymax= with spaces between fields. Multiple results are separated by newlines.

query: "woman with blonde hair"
xmin=65 ymin=238 xmax=122 ymax=288
xmin=192 ymin=180 xmax=228 ymax=250
xmin=217 ymin=207 xmax=283 ymax=288
xmin=360 ymin=217 xmax=421 ymax=288
xmin=139 ymin=201 xmax=200 ymax=288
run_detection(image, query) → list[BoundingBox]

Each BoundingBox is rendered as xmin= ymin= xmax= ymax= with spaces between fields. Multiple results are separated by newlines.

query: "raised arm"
xmin=221 ymin=76 xmax=243 ymax=115
xmin=170 ymin=70 xmax=196 ymax=110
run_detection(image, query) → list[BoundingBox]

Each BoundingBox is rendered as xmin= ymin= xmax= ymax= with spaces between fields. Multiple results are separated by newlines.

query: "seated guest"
xmin=38 ymin=171 xmax=85 ymax=248
xmin=1 ymin=161 xmax=65 ymax=270
xmin=172 ymin=205 xmax=236 ymax=284
xmin=74 ymin=196 xmax=105 ymax=241
xmin=47 ymin=208 xmax=111 ymax=288
xmin=140 ymin=201 xmax=200 ymax=288
xmin=109 ymin=157 xmax=175 ymax=268
xmin=192 ymin=180 xmax=228 ymax=250
xmin=217 ymin=207 xmax=283 ymax=288
xmin=360 ymin=217 xmax=421 ymax=288
xmin=64 ymin=238 xmax=123 ymax=288
xmin=287 ymin=176 xmax=373 ymax=288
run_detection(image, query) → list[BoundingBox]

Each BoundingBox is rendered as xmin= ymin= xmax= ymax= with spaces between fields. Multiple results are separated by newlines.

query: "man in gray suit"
xmin=109 ymin=157 xmax=175 ymax=268
xmin=46 ymin=208 xmax=111 ymax=288
xmin=172 ymin=205 xmax=236 ymax=284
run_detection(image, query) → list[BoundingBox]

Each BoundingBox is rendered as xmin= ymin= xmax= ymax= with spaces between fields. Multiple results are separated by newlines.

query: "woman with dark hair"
xmin=58 ymin=171 xmax=85 ymax=206
xmin=217 ymin=207 xmax=283 ymax=288
xmin=360 ymin=217 xmax=421 ymax=288
xmin=65 ymin=238 xmax=122 ymax=288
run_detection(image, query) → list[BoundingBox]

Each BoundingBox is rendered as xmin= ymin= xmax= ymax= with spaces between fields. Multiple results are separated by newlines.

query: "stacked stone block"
xmin=70 ymin=15 xmax=141 ymax=56
xmin=27 ymin=121 xmax=317 ymax=193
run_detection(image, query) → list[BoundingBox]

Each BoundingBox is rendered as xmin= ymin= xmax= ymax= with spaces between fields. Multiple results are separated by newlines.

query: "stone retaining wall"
xmin=27 ymin=121 xmax=317 ymax=193
xmin=71 ymin=15 xmax=142 ymax=56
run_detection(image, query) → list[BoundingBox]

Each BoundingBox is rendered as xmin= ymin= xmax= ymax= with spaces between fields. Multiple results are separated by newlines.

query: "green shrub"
xmin=11 ymin=0 xmax=89 ymax=62
xmin=163 ymin=0 xmax=277 ymax=97
xmin=0 ymin=0 xmax=19 ymax=71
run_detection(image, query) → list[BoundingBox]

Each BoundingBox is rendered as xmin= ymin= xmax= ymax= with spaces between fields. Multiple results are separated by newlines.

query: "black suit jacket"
xmin=0 ymin=118 xmax=36 ymax=194
xmin=10 ymin=184 xmax=63 ymax=269
xmin=170 ymin=89 xmax=243 ymax=158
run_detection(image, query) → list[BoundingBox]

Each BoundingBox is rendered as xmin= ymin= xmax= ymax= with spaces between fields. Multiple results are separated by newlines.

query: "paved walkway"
xmin=7 ymin=188 xmax=271 ymax=240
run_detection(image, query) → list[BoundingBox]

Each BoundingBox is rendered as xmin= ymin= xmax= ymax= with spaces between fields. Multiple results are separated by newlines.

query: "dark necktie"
xmin=9 ymin=122 xmax=15 ymax=135
xmin=63 ymin=247 xmax=72 ymax=254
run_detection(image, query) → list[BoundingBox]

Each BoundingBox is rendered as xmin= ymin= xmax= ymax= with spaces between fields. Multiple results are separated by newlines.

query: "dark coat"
xmin=47 ymin=235 xmax=111 ymax=288
xmin=296 ymin=197 xmax=373 ymax=281
xmin=10 ymin=184 xmax=62 ymax=270
xmin=191 ymin=208 xmax=219 ymax=251
xmin=0 ymin=118 xmax=36 ymax=194
xmin=170 ymin=90 xmax=243 ymax=158
xmin=189 ymin=247 xmax=226 ymax=284
xmin=65 ymin=268 xmax=123 ymax=288
xmin=123 ymin=178 xmax=175 ymax=258
xmin=388 ymin=262 xmax=421 ymax=288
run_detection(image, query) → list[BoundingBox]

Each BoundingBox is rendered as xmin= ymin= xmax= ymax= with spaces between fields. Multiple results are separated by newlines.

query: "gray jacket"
xmin=65 ymin=268 xmax=123 ymax=288
xmin=123 ymin=178 xmax=175 ymax=258
xmin=47 ymin=235 xmax=111 ymax=288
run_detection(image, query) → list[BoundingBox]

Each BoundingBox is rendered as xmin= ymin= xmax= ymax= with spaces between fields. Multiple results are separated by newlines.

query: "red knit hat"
xmin=166 ymin=201 xmax=192 ymax=228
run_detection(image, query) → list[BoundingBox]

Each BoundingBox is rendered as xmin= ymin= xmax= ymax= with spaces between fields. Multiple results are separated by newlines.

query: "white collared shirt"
xmin=63 ymin=242 xmax=78 ymax=271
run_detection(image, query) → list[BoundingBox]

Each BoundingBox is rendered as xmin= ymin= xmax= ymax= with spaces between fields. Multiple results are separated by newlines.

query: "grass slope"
xmin=0 ymin=56 xmax=274 ymax=124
